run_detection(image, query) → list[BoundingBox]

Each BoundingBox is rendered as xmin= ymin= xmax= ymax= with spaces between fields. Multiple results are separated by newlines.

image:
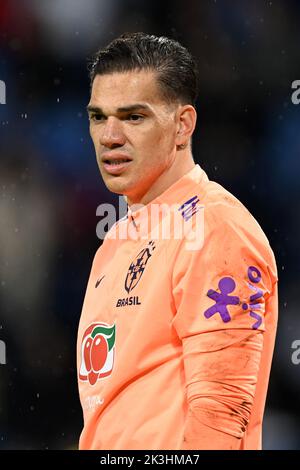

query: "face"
xmin=87 ymin=70 xmax=180 ymax=205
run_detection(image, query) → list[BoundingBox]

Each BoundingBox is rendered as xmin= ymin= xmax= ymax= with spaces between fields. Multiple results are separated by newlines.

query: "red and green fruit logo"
xmin=79 ymin=323 xmax=116 ymax=385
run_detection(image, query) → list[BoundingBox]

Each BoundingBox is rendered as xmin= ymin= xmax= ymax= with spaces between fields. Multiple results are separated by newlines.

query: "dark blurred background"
xmin=0 ymin=0 xmax=299 ymax=449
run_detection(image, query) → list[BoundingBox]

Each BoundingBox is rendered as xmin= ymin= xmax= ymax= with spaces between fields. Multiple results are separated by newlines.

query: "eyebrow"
xmin=86 ymin=103 xmax=152 ymax=115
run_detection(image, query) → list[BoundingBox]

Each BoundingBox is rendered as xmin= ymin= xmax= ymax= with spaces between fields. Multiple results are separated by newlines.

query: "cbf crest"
xmin=125 ymin=240 xmax=156 ymax=293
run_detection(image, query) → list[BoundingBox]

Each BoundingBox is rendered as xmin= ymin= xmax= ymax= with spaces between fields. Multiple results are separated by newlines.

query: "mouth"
xmin=102 ymin=155 xmax=132 ymax=175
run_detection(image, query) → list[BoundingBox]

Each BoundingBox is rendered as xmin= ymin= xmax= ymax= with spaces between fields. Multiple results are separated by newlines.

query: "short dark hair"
xmin=88 ymin=32 xmax=199 ymax=106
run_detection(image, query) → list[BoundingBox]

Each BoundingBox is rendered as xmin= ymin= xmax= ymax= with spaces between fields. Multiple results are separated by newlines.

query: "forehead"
xmin=89 ymin=70 xmax=165 ymax=109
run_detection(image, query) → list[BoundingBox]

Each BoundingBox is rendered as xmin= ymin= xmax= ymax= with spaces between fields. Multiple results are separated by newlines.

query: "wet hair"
xmin=88 ymin=32 xmax=199 ymax=106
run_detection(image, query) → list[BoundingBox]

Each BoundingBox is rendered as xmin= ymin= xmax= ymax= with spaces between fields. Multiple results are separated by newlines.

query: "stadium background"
xmin=0 ymin=0 xmax=299 ymax=449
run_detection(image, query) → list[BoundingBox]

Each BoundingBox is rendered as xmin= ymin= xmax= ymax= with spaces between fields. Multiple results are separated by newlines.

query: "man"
xmin=77 ymin=32 xmax=278 ymax=450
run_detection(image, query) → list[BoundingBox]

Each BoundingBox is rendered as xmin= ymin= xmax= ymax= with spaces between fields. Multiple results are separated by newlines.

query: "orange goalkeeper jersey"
xmin=77 ymin=164 xmax=278 ymax=450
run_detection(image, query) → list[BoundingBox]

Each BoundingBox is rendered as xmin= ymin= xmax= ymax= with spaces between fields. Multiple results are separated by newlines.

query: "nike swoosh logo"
xmin=95 ymin=275 xmax=105 ymax=288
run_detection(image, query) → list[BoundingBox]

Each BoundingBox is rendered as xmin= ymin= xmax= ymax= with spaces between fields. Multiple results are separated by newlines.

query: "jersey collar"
xmin=126 ymin=164 xmax=208 ymax=234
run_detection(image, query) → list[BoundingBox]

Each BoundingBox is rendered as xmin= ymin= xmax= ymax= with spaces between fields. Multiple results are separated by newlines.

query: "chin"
xmin=104 ymin=179 xmax=131 ymax=196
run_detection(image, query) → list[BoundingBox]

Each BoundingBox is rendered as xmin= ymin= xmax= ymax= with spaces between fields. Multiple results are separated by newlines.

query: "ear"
xmin=175 ymin=105 xmax=197 ymax=147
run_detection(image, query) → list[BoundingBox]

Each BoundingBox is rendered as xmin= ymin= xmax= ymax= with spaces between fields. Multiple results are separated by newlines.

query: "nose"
xmin=99 ymin=116 xmax=126 ymax=149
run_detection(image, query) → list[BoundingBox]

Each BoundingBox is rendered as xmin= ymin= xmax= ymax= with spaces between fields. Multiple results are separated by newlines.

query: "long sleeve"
xmin=170 ymin=202 xmax=278 ymax=449
xmin=181 ymin=329 xmax=263 ymax=449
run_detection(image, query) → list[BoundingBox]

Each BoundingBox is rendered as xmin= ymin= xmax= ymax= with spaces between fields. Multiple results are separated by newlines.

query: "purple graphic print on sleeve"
xmin=204 ymin=277 xmax=240 ymax=323
xmin=204 ymin=266 xmax=264 ymax=329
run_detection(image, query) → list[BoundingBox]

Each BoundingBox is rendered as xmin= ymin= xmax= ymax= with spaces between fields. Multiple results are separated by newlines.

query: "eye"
xmin=128 ymin=114 xmax=144 ymax=122
xmin=89 ymin=113 xmax=105 ymax=122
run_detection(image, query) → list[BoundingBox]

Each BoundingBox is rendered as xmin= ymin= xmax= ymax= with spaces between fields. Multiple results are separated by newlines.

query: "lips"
xmin=101 ymin=154 xmax=132 ymax=175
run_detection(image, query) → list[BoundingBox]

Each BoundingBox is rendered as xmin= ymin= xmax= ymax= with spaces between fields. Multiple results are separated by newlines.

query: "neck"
xmin=127 ymin=150 xmax=195 ymax=207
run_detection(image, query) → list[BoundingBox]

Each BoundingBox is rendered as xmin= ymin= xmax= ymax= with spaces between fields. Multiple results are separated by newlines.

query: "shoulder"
xmin=195 ymin=178 xmax=270 ymax=247
xmin=174 ymin=177 xmax=277 ymax=281
xmin=92 ymin=214 xmax=128 ymax=264
xmin=104 ymin=214 xmax=128 ymax=241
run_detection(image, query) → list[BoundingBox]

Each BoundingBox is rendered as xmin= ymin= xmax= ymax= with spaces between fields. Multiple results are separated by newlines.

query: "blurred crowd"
xmin=0 ymin=0 xmax=299 ymax=449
